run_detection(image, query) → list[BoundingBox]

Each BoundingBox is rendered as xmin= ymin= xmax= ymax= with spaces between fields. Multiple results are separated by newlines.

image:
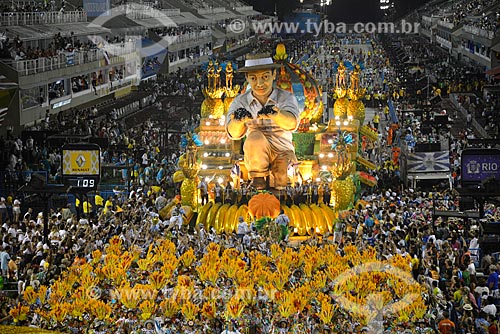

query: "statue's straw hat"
xmin=238 ymin=53 xmax=281 ymax=72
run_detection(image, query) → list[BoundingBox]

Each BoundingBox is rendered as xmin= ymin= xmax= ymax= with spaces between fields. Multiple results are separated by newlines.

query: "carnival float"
xmin=178 ymin=43 xmax=379 ymax=236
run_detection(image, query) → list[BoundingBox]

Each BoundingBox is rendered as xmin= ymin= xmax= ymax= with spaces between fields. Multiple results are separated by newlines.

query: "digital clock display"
xmin=69 ymin=178 xmax=98 ymax=189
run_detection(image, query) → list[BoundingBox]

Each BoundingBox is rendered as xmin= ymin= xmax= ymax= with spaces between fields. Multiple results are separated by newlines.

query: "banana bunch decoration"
xmin=196 ymin=197 xmax=336 ymax=236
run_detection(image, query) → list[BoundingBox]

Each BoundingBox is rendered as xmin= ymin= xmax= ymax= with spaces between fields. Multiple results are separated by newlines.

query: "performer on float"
xmin=169 ymin=203 xmax=185 ymax=232
xmin=230 ymin=160 xmax=242 ymax=189
xmin=225 ymin=53 xmax=300 ymax=190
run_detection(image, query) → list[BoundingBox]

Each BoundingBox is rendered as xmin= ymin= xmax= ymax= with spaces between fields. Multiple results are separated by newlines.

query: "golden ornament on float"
xmin=330 ymin=176 xmax=355 ymax=211
xmin=334 ymin=97 xmax=349 ymax=119
xmin=180 ymin=178 xmax=199 ymax=208
xmin=347 ymin=99 xmax=366 ymax=124
xmin=224 ymin=84 xmax=241 ymax=114
xmin=330 ymin=151 xmax=353 ymax=180
xmin=273 ymin=43 xmax=288 ymax=61
xmin=177 ymin=132 xmax=202 ymax=208
xmin=201 ymin=59 xmax=226 ymax=119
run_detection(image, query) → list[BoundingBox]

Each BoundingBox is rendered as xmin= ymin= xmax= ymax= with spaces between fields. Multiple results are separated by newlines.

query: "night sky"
xmin=247 ymin=0 xmax=430 ymax=22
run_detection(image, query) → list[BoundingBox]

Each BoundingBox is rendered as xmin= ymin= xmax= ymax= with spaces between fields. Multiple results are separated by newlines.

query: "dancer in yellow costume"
xmin=226 ymin=54 xmax=300 ymax=190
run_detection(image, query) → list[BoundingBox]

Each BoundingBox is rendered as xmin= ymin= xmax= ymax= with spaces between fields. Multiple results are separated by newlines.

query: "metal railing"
xmin=235 ymin=6 xmax=253 ymax=12
xmin=422 ymin=15 xmax=432 ymax=23
xmin=437 ymin=19 xmax=454 ymax=29
xmin=0 ymin=11 xmax=87 ymax=26
xmin=436 ymin=35 xmax=452 ymax=49
xmin=8 ymin=42 xmax=136 ymax=76
xmin=125 ymin=7 xmax=181 ymax=19
xmin=174 ymin=30 xmax=211 ymax=43
xmin=463 ymin=24 xmax=495 ymax=39
xmin=197 ymin=7 xmax=225 ymax=15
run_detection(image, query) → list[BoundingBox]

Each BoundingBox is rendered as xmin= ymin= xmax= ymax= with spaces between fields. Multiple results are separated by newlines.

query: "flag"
xmin=0 ymin=107 xmax=7 ymax=127
xmin=65 ymin=51 xmax=74 ymax=65
xmin=103 ymin=50 xmax=110 ymax=65
xmin=154 ymin=320 xmax=164 ymax=333
xmin=387 ymin=99 xmax=398 ymax=123
xmin=407 ymin=151 xmax=450 ymax=173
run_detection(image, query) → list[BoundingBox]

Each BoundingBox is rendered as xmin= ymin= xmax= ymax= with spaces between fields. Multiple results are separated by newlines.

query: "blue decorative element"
xmin=220 ymin=62 xmax=227 ymax=72
xmin=331 ymin=131 xmax=354 ymax=150
xmin=180 ymin=133 xmax=203 ymax=149
xmin=344 ymin=61 xmax=354 ymax=71
xmin=344 ymin=133 xmax=354 ymax=145
xmin=333 ymin=61 xmax=363 ymax=73
xmin=292 ymin=82 xmax=305 ymax=113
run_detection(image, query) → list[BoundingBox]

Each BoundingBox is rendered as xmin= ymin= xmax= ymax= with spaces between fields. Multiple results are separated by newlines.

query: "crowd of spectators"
xmin=455 ymin=93 xmax=500 ymax=139
xmin=0 ymin=181 xmax=499 ymax=333
xmin=0 ymin=31 xmax=131 ymax=63
xmin=464 ymin=12 xmax=500 ymax=34
xmin=388 ymin=31 xmax=500 ymax=139
xmin=152 ymin=26 xmax=211 ymax=39
xmin=439 ymin=0 xmax=498 ymax=26
xmin=0 ymin=0 xmax=66 ymax=14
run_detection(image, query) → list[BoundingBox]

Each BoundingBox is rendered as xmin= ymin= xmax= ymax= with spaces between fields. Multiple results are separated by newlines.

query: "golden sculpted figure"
xmin=350 ymin=64 xmax=361 ymax=92
xmin=225 ymin=62 xmax=234 ymax=90
xmin=337 ymin=62 xmax=347 ymax=88
xmin=215 ymin=60 xmax=222 ymax=91
xmin=207 ymin=60 xmax=215 ymax=91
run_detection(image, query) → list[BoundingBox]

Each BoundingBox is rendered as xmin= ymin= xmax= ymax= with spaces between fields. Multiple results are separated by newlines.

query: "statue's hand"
xmin=257 ymin=105 xmax=278 ymax=118
xmin=232 ymin=108 xmax=253 ymax=121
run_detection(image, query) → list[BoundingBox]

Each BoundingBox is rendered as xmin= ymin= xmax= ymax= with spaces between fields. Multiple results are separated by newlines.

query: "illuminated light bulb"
xmin=335 ymin=121 xmax=341 ymax=126
xmin=225 ymin=153 xmax=230 ymax=157
xmin=220 ymin=138 xmax=226 ymax=144
xmin=328 ymin=139 xmax=333 ymax=144
xmin=205 ymin=121 xmax=210 ymax=126
xmin=348 ymin=115 xmax=353 ymax=120
xmin=217 ymin=177 xmax=223 ymax=183
xmin=327 ymin=178 xmax=332 ymax=182
xmin=204 ymin=139 xmax=209 ymax=145
xmin=319 ymin=153 xmax=325 ymax=158
xmin=343 ymin=121 xmax=349 ymax=126
xmin=204 ymin=177 xmax=210 ymax=182
xmin=316 ymin=178 xmax=320 ymax=182
xmin=327 ymin=153 xmax=333 ymax=158
xmin=335 ymin=115 xmax=340 ymax=120
xmin=203 ymin=152 xmax=209 ymax=157
xmin=201 ymin=164 xmax=208 ymax=170
xmin=294 ymin=228 xmax=298 ymax=233
xmin=218 ymin=166 xmax=223 ymax=170
xmin=321 ymin=165 xmax=328 ymax=171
